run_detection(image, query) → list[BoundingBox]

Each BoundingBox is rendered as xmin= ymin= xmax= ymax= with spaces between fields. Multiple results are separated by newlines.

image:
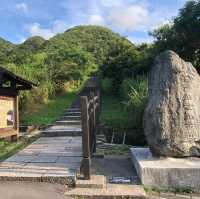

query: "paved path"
xmin=0 ymin=107 xmax=83 ymax=186
xmin=0 ymin=181 xmax=71 ymax=199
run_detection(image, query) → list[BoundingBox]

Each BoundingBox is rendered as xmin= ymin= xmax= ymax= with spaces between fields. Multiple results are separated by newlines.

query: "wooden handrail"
xmin=80 ymin=77 xmax=101 ymax=180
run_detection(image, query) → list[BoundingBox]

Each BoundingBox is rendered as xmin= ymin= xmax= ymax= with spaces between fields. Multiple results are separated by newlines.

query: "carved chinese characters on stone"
xmin=144 ymin=51 xmax=200 ymax=157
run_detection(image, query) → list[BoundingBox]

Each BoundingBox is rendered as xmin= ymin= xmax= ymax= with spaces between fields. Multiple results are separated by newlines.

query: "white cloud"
xmin=82 ymin=1 xmax=174 ymax=34
xmin=88 ymin=14 xmax=105 ymax=25
xmin=151 ymin=20 xmax=172 ymax=31
xmin=52 ymin=20 xmax=70 ymax=33
xmin=16 ymin=3 xmax=28 ymax=13
xmin=26 ymin=0 xmax=182 ymax=43
xmin=28 ymin=23 xmax=54 ymax=39
xmin=108 ymin=4 xmax=149 ymax=31
xmin=28 ymin=20 xmax=70 ymax=39
xmin=128 ymin=35 xmax=154 ymax=44
xmin=20 ymin=37 xmax=26 ymax=43
xmin=100 ymin=0 xmax=123 ymax=7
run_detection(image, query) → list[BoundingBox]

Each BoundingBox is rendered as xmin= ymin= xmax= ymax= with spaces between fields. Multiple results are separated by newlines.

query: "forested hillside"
xmin=0 ymin=26 xmax=149 ymax=119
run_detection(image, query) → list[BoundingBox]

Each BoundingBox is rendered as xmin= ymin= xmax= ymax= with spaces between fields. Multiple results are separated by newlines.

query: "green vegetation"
xmin=100 ymin=94 xmax=130 ymax=129
xmin=0 ymin=37 xmax=15 ymax=63
xmin=21 ymin=91 xmax=77 ymax=125
xmin=100 ymin=77 xmax=148 ymax=146
xmin=0 ymin=136 xmax=38 ymax=161
xmin=151 ymin=0 xmax=200 ymax=72
xmin=96 ymin=144 xmax=130 ymax=156
xmin=144 ymin=186 xmax=193 ymax=194
xmin=100 ymin=0 xmax=200 ymax=146
xmin=103 ymin=144 xmax=130 ymax=155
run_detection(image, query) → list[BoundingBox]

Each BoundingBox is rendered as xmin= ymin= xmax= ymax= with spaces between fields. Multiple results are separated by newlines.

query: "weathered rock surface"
xmin=144 ymin=50 xmax=200 ymax=157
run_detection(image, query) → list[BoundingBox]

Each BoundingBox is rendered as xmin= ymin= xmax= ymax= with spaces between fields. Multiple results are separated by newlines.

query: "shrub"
xmin=122 ymin=76 xmax=148 ymax=127
xmin=101 ymin=78 xmax=113 ymax=94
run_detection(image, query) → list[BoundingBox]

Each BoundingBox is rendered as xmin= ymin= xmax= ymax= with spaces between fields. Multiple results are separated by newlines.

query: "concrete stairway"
xmin=41 ymin=108 xmax=82 ymax=137
xmin=65 ymin=175 xmax=146 ymax=198
xmin=0 ymin=106 xmax=84 ymax=186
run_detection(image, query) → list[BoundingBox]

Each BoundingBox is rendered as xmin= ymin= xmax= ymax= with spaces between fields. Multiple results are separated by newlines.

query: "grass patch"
xmin=144 ymin=186 xmax=193 ymax=194
xmin=0 ymin=136 xmax=38 ymax=161
xmin=96 ymin=144 xmax=130 ymax=156
xmin=21 ymin=91 xmax=77 ymax=125
xmin=103 ymin=144 xmax=130 ymax=155
xmin=100 ymin=94 xmax=130 ymax=129
xmin=100 ymin=93 xmax=147 ymax=146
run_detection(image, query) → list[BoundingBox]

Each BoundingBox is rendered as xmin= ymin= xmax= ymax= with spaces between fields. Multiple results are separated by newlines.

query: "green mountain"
xmin=0 ymin=37 xmax=16 ymax=63
xmin=20 ymin=36 xmax=46 ymax=51
xmin=0 ymin=25 xmax=137 ymax=67
xmin=0 ymin=25 xmax=147 ymax=111
xmin=45 ymin=25 xmax=135 ymax=66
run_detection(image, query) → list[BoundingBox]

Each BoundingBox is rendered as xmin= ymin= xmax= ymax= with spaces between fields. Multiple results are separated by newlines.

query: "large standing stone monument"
xmin=131 ymin=51 xmax=200 ymax=191
xmin=144 ymin=50 xmax=200 ymax=157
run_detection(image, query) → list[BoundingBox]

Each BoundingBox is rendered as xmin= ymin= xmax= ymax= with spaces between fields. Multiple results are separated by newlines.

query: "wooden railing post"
xmin=91 ymin=91 xmax=96 ymax=153
xmin=80 ymin=76 xmax=102 ymax=180
xmin=80 ymin=96 xmax=91 ymax=180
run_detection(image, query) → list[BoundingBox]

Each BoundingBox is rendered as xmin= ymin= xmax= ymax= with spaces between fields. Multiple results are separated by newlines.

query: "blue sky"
xmin=0 ymin=0 xmax=188 ymax=44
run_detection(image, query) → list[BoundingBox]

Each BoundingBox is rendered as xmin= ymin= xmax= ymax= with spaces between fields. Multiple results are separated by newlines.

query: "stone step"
xmin=55 ymin=120 xmax=81 ymax=125
xmin=76 ymin=175 xmax=106 ymax=189
xmin=0 ymin=166 xmax=77 ymax=186
xmin=65 ymin=184 xmax=146 ymax=198
xmin=58 ymin=117 xmax=81 ymax=122
xmin=63 ymin=112 xmax=81 ymax=116
xmin=97 ymin=134 xmax=106 ymax=139
xmin=97 ymin=138 xmax=106 ymax=143
xmin=41 ymin=128 xmax=82 ymax=137
xmin=66 ymin=108 xmax=80 ymax=112
xmin=62 ymin=115 xmax=81 ymax=120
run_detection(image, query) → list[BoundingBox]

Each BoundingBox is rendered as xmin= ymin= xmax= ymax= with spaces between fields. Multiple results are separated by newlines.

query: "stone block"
xmin=131 ymin=147 xmax=200 ymax=192
xmin=76 ymin=175 xmax=106 ymax=189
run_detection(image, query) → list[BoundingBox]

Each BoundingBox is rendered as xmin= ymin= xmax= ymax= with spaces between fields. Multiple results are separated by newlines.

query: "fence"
xmin=80 ymin=76 xmax=101 ymax=180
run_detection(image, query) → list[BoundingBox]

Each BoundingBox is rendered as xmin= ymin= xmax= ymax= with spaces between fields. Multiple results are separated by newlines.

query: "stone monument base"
xmin=130 ymin=147 xmax=200 ymax=192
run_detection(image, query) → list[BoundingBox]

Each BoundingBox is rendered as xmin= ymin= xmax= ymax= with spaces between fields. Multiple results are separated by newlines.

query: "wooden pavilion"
xmin=0 ymin=66 xmax=36 ymax=141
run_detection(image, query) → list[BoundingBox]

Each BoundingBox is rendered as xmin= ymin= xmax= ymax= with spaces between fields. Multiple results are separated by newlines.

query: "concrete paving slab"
xmin=5 ymin=155 xmax=37 ymax=163
xmin=0 ymin=181 xmax=69 ymax=199
xmin=56 ymin=156 xmax=82 ymax=164
xmin=0 ymin=136 xmax=82 ymax=186
xmin=30 ymin=156 xmax=58 ymax=163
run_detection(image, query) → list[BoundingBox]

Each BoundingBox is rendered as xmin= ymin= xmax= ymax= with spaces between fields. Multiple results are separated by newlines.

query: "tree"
xmin=102 ymin=38 xmax=144 ymax=94
xmin=151 ymin=0 xmax=200 ymax=71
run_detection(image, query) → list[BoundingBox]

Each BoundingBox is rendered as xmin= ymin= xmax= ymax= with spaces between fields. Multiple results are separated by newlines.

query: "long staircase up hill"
xmin=0 ymin=106 xmax=83 ymax=186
